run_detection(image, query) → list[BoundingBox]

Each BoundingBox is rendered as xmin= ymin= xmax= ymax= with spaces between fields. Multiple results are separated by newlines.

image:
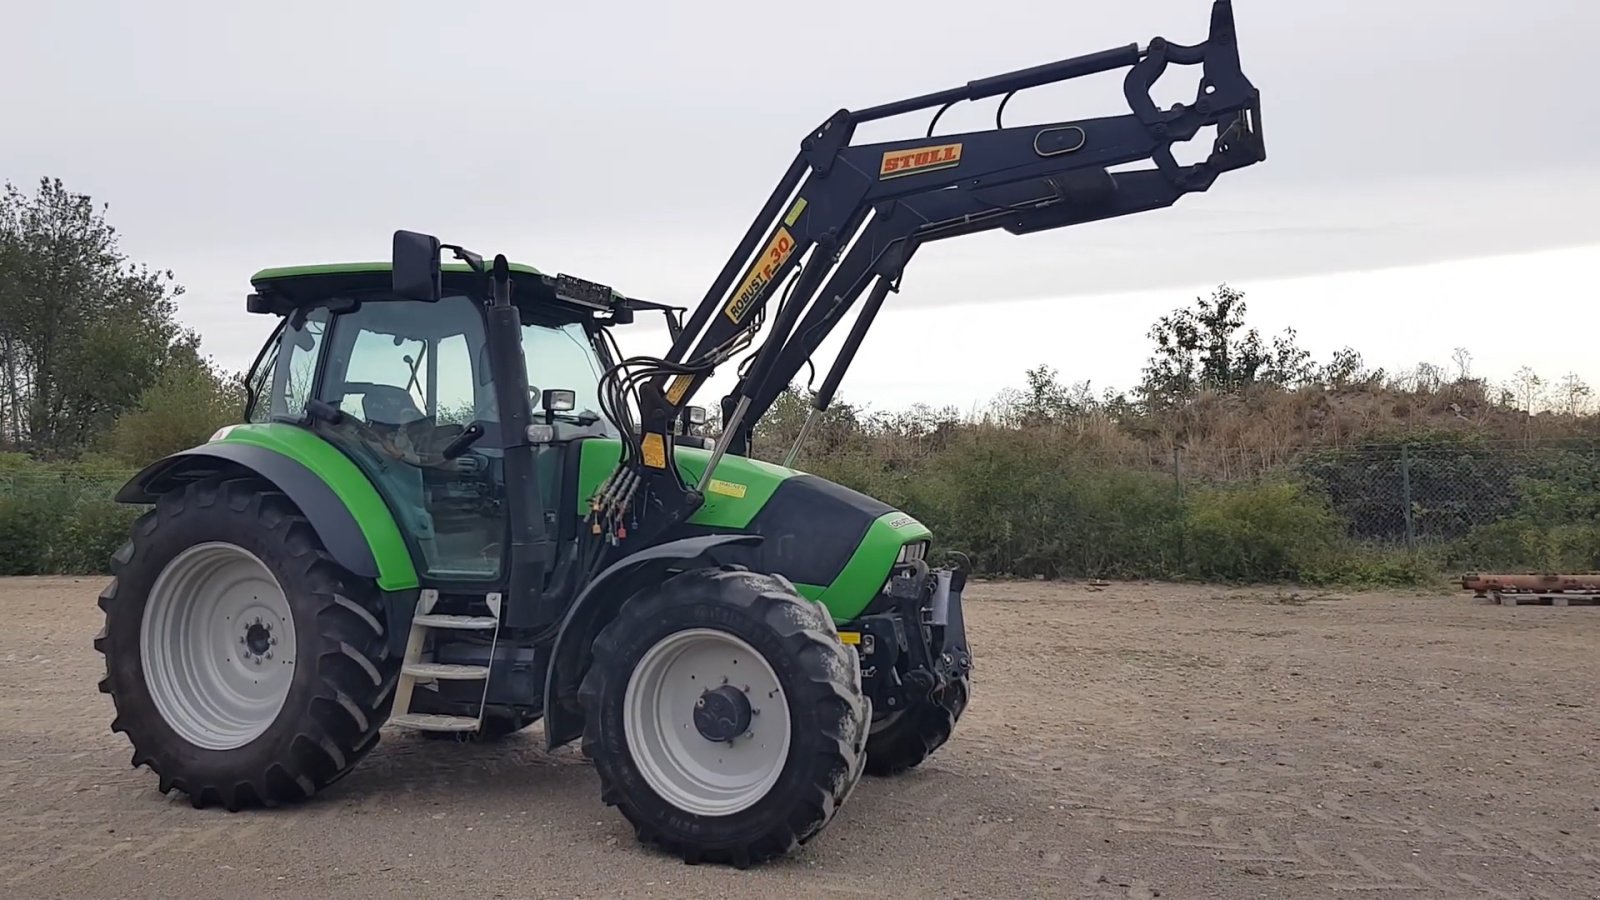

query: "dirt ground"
xmin=2 ymin=576 xmax=1597 ymax=899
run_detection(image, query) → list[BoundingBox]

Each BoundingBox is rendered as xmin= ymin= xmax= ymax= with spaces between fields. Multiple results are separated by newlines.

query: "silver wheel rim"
xmin=623 ymin=628 xmax=791 ymax=817
xmin=139 ymin=542 xmax=297 ymax=751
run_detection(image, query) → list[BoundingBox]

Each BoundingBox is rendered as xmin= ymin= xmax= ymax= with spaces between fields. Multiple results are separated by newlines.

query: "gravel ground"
xmin=2 ymin=575 xmax=1597 ymax=899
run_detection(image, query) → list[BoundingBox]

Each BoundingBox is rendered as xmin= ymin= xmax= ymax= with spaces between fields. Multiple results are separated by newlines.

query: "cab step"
xmin=403 ymin=662 xmax=490 ymax=680
xmin=389 ymin=713 xmax=482 ymax=732
xmin=412 ymin=614 xmax=498 ymax=630
xmin=389 ymin=590 xmax=503 ymax=735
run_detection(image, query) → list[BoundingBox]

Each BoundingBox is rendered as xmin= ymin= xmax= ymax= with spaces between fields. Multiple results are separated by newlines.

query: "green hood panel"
xmin=801 ymin=510 xmax=933 ymax=618
xmin=575 ymin=439 xmax=797 ymax=529
xmin=216 ymin=424 xmax=419 ymax=591
xmin=577 ymin=438 xmax=928 ymax=622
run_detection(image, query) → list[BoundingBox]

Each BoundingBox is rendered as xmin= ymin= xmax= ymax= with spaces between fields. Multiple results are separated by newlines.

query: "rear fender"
xmin=542 ymin=533 xmax=763 ymax=749
xmin=116 ymin=442 xmax=419 ymax=592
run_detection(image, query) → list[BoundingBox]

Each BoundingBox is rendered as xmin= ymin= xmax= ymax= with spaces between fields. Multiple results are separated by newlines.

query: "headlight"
xmin=896 ymin=541 xmax=929 ymax=563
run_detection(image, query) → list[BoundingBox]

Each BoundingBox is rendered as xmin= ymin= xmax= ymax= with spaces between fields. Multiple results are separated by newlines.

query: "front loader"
xmin=93 ymin=1 xmax=1263 ymax=867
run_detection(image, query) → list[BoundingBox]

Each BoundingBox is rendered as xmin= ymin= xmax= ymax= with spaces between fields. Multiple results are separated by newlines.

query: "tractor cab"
xmin=239 ymin=261 xmax=668 ymax=582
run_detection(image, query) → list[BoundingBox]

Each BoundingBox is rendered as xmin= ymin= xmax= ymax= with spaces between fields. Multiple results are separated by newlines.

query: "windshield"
xmin=522 ymin=320 xmax=615 ymax=435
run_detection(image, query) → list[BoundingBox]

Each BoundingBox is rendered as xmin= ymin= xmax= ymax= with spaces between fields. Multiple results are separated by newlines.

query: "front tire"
xmin=94 ymin=474 xmax=399 ymax=809
xmin=864 ymin=672 xmax=969 ymax=776
xmin=578 ymin=567 xmax=869 ymax=867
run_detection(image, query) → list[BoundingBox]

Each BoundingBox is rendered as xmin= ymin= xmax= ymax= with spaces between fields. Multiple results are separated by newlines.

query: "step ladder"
xmin=389 ymin=589 xmax=501 ymax=733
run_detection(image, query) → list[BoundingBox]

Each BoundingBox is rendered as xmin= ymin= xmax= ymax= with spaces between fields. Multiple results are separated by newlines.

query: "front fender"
xmin=542 ymin=533 xmax=762 ymax=749
xmin=116 ymin=437 xmax=419 ymax=592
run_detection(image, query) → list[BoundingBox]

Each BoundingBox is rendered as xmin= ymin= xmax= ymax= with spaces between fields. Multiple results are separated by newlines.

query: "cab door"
xmin=312 ymin=295 xmax=510 ymax=581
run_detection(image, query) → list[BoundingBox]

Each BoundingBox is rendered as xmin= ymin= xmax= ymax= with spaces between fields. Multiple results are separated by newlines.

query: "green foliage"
xmin=1138 ymin=284 xmax=1318 ymax=405
xmin=50 ymin=498 xmax=140 ymax=574
xmin=0 ymin=460 xmax=135 ymax=574
xmin=0 ymin=177 xmax=202 ymax=458
xmin=102 ymin=349 xmax=246 ymax=466
xmin=1182 ymin=479 xmax=1344 ymax=581
xmin=0 ymin=492 xmax=67 ymax=574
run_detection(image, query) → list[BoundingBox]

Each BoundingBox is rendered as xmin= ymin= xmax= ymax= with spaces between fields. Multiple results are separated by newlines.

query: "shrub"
xmin=51 ymin=499 xmax=140 ymax=575
xmin=0 ymin=493 xmax=69 ymax=575
xmin=1182 ymin=479 xmax=1345 ymax=582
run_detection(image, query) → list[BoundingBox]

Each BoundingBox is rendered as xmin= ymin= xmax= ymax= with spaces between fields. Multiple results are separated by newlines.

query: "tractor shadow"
xmin=315 ymin=724 xmax=599 ymax=808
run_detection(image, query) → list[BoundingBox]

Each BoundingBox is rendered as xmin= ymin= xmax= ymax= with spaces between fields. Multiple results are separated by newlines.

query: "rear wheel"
xmin=95 ymin=474 xmax=399 ymax=808
xmin=578 ymin=567 xmax=869 ymax=867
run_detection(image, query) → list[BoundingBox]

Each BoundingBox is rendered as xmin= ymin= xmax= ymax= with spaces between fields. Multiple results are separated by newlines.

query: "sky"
xmin=5 ymin=0 xmax=1597 ymax=415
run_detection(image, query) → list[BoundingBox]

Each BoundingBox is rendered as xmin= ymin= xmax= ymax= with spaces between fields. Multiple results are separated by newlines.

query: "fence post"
xmin=1173 ymin=447 xmax=1186 ymax=571
xmin=1400 ymin=443 xmax=1416 ymax=552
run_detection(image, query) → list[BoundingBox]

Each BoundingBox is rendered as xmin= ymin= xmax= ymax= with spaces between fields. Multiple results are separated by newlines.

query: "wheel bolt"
xmin=265 ymin=652 xmax=273 ymax=660
xmin=270 ymin=637 xmax=278 ymax=646
xmin=239 ymin=636 xmax=247 ymax=645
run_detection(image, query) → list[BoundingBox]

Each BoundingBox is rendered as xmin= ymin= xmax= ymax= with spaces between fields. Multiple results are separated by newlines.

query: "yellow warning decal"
xmin=707 ymin=478 xmax=747 ymax=499
xmin=722 ymin=226 xmax=796 ymax=325
xmin=837 ymin=631 xmax=861 ymax=645
xmin=665 ymin=374 xmax=694 ymax=404
xmin=641 ymin=432 xmax=667 ymax=468
xmin=879 ymin=142 xmax=963 ymax=179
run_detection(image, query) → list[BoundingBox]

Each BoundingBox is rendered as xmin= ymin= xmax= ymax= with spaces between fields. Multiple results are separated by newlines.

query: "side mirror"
xmin=392 ymin=230 xmax=442 ymax=302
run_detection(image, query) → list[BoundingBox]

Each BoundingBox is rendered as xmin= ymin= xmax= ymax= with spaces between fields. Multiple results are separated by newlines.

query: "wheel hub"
xmin=693 ymin=684 xmax=753 ymax=743
xmin=242 ymin=618 xmax=276 ymax=660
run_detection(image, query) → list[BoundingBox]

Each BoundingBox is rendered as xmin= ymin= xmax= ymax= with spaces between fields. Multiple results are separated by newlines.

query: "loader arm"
xmin=586 ymin=0 xmax=1264 ymax=555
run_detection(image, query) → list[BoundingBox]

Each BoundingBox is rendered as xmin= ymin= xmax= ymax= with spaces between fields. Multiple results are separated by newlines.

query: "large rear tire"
xmin=94 ymin=474 xmax=399 ymax=809
xmin=864 ymin=672 xmax=969 ymax=776
xmin=578 ymin=567 xmax=869 ymax=867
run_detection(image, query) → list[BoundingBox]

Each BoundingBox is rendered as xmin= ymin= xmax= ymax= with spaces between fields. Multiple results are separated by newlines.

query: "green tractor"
xmin=94 ymin=2 xmax=1262 ymax=866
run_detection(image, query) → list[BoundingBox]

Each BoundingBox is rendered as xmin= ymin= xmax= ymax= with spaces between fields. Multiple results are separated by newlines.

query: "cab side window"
xmin=271 ymin=308 xmax=329 ymax=420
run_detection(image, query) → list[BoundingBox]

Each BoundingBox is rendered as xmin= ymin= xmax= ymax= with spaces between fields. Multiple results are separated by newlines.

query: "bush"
xmin=0 ymin=461 xmax=137 ymax=575
xmin=1182 ymin=479 xmax=1345 ymax=582
xmin=814 ymin=429 xmax=1187 ymax=580
xmin=50 ymin=499 xmax=140 ymax=574
xmin=0 ymin=493 xmax=69 ymax=575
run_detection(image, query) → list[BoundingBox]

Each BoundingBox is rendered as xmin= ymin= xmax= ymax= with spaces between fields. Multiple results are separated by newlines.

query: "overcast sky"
xmin=6 ymin=0 xmax=1597 ymax=414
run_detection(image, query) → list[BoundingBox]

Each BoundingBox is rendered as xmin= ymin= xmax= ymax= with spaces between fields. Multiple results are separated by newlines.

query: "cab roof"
xmin=246 ymin=260 xmax=620 ymax=320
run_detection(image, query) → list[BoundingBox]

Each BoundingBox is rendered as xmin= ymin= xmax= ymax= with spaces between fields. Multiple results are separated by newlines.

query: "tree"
xmin=1509 ymin=366 xmax=1545 ymax=413
xmin=1137 ymin=284 xmax=1312 ymax=406
xmin=1555 ymin=372 xmax=1592 ymax=417
xmin=0 ymin=177 xmax=195 ymax=457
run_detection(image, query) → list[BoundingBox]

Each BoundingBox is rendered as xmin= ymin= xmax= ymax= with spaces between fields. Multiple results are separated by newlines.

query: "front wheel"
xmin=578 ymin=567 xmax=869 ymax=867
xmin=865 ymin=672 xmax=969 ymax=776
